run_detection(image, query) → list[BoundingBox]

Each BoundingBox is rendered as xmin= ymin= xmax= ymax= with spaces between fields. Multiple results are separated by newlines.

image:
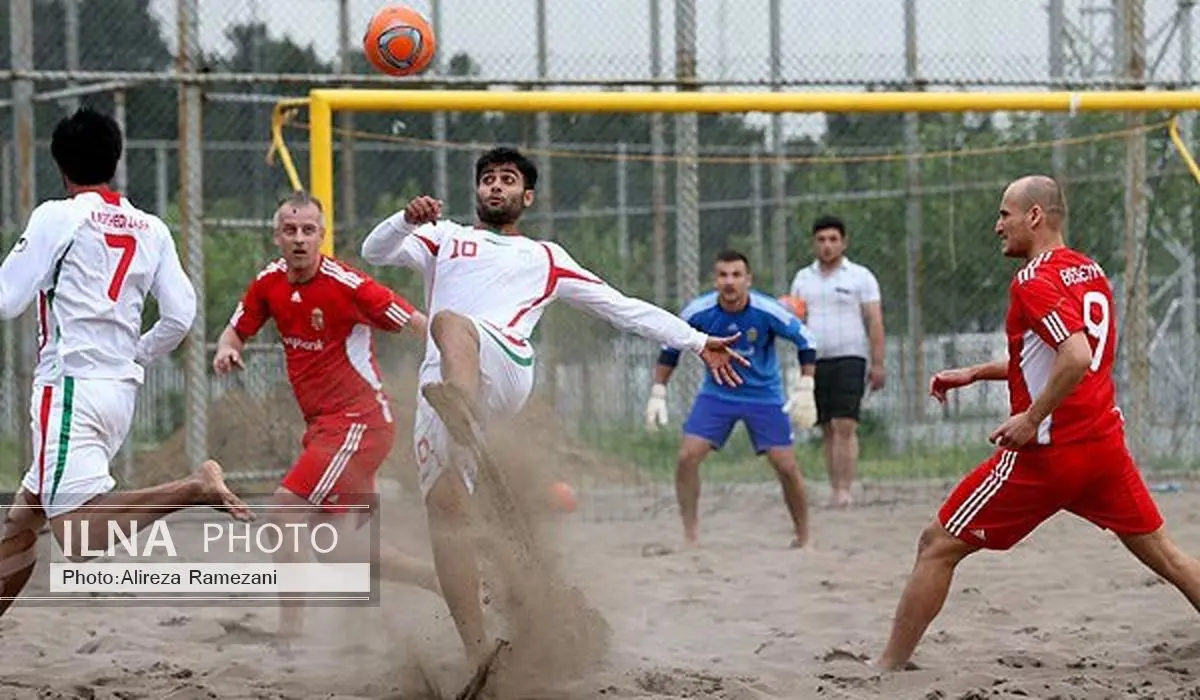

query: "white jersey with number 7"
xmin=0 ymin=189 xmax=196 ymax=386
xmin=361 ymin=210 xmax=711 ymax=362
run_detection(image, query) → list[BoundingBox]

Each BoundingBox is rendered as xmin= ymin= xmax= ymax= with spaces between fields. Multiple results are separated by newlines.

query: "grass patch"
xmin=577 ymin=421 xmax=992 ymax=485
xmin=0 ymin=439 xmax=26 ymax=491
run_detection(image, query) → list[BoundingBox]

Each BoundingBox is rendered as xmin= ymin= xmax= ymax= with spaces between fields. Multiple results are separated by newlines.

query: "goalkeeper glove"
xmin=645 ymin=384 xmax=669 ymax=431
xmin=788 ymin=374 xmax=818 ymax=429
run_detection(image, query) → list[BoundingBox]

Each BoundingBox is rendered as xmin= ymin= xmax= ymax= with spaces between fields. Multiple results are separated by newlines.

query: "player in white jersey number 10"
xmin=0 ymin=108 xmax=251 ymax=619
xmin=360 ymin=146 xmax=749 ymax=676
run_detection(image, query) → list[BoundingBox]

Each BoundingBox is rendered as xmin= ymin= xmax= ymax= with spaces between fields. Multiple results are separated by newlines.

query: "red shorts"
xmin=937 ymin=431 xmax=1163 ymax=550
xmin=280 ymin=419 xmax=395 ymax=515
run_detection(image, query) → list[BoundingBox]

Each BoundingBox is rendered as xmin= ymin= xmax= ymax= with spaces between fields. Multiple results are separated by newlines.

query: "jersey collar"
xmin=72 ymin=186 xmax=122 ymax=206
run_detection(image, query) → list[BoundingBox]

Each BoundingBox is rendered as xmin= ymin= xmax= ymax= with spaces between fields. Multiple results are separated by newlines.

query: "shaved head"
xmin=1005 ymin=175 xmax=1067 ymax=227
xmin=995 ymin=175 xmax=1068 ymax=259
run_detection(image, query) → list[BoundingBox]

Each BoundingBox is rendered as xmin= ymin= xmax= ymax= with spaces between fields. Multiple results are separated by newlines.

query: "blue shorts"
xmin=682 ymin=394 xmax=794 ymax=454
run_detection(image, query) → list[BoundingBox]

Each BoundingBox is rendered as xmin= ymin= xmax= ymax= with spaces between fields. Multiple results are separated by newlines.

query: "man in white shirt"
xmin=361 ymin=146 xmax=747 ymax=676
xmin=0 ymin=108 xmax=251 ymax=619
xmin=789 ymin=215 xmax=886 ymax=508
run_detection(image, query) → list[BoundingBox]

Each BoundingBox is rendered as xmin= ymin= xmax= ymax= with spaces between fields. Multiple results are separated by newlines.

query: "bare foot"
xmin=196 ymin=460 xmax=254 ymax=522
xmin=683 ymin=526 xmax=699 ymax=547
xmin=791 ymin=536 xmax=809 ymax=549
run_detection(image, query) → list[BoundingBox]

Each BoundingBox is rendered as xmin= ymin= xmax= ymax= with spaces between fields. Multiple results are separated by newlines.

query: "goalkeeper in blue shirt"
xmin=646 ymin=249 xmax=818 ymax=548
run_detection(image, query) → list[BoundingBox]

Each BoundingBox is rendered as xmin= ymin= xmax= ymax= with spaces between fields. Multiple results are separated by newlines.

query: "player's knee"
xmin=425 ymin=473 xmax=469 ymax=526
xmin=430 ymin=310 xmax=473 ymax=347
xmin=830 ymin=418 xmax=857 ymax=439
xmin=916 ymin=521 xmax=971 ymax=563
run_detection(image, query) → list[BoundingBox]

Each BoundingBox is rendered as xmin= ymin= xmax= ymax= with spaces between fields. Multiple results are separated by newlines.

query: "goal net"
xmin=261 ymin=89 xmax=1200 ymax=516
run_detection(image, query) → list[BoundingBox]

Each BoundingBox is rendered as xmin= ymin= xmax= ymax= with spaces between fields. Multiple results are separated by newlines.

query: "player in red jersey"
xmin=213 ymin=191 xmax=440 ymax=645
xmin=876 ymin=175 xmax=1200 ymax=671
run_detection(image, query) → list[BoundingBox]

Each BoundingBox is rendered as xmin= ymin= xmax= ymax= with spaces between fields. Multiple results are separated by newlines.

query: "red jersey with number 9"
xmin=1006 ymin=247 xmax=1123 ymax=447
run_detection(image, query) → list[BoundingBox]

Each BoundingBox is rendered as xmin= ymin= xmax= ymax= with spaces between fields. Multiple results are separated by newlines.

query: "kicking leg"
xmin=49 ymin=460 xmax=252 ymax=557
xmin=877 ymin=521 xmax=977 ymax=670
xmin=0 ymin=490 xmax=46 ymax=619
xmin=675 ymin=436 xmax=713 ymax=546
xmin=763 ymin=447 xmax=809 ymax=548
xmin=426 ymin=311 xmax=483 ymax=440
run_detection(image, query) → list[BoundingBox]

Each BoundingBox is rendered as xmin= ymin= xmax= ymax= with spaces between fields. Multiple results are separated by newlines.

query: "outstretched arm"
xmin=0 ymin=204 xmax=75 ymax=319
xmin=549 ymin=255 xmax=708 ymax=353
xmin=136 ymin=233 xmax=197 ymax=365
xmin=360 ymin=196 xmax=445 ymax=271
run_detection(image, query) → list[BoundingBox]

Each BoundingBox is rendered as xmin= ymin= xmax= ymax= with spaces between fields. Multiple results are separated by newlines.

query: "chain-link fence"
xmin=0 ymin=0 xmax=1196 ymax=514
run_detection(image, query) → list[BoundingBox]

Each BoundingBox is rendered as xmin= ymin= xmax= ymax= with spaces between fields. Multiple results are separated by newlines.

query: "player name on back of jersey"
xmin=91 ymin=209 xmax=150 ymax=231
xmin=1058 ymin=261 xmax=1105 ymax=287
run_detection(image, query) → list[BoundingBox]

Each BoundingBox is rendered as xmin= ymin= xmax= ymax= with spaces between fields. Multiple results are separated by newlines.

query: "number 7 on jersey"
xmin=104 ymin=233 xmax=137 ymax=301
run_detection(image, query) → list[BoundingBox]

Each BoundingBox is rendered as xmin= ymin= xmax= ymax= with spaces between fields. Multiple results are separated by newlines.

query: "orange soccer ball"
xmin=777 ymin=294 xmax=807 ymax=321
xmin=548 ymin=481 xmax=578 ymax=514
xmin=363 ymin=5 xmax=437 ymax=77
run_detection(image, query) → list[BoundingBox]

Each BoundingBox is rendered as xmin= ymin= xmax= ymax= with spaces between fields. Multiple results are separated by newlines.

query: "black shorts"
xmin=814 ymin=356 xmax=867 ymax=424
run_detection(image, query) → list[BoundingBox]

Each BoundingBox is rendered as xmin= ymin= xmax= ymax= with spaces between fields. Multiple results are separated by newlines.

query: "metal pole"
xmin=11 ymin=0 xmax=34 ymax=468
xmin=617 ymin=142 xmax=629 ymax=265
xmin=113 ymin=90 xmax=127 ymax=193
xmin=1049 ymin=0 xmax=1068 ymax=230
xmin=535 ymin=0 xmax=554 ymax=239
xmin=64 ymin=0 xmax=80 ymax=113
xmin=750 ymin=144 xmax=764 ymax=273
xmin=769 ymin=0 xmax=788 ymax=293
xmin=1122 ymin=0 xmax=1149 ymax=462
xmin=1179 ymin=0 xmax=1197 ymax=445
xmin=675 ymin=0 xmax=699 ymax=305
xmin=337 ymin=0 xmax=357 ymax=229
xmin=904 ymin=0 xmax=925 ymax=425
xmin=650 ymin=0 xmax=668 ymax=306
xmin=155 ymin=145 xmax=168 ymax=217
xmin=1 ymin=140 xmax=13 ymax=439
xmin=675 ymin=0 xmax=700 ymax=405
xmin=178 ymin=0 xmax=207 ymax=470
xmin=431 ymin=0 xmax=448 ymax=201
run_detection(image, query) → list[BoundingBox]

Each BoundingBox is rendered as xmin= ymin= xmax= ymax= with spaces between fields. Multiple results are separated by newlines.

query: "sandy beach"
xmin=3 ymin=474 xmax=1200 ymax=699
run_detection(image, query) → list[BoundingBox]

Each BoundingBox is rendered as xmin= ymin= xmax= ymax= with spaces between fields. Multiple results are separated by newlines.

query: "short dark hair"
xmin=715 ymin=249 xmax=750 ymax=270
xmin=51 ymin=107 xmax=123 ymax=187
xmin=811 ymin=214 xmax=846 ymax=238
xmin=475 ymin=147 xmax=538 ymax=190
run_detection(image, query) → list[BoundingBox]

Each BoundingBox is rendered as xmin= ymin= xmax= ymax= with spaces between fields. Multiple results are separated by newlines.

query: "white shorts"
xmin=20 ymin=377 xmax=137 ymax=519
xmin=414 ymin=318 xmax=535 ymax=500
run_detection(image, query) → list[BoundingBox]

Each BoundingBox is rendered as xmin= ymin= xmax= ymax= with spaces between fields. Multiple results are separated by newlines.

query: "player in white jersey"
xmin=361 ymin=146 xmax=748 ymax=671
xmin=0 ymin=108 xmax=250 ymax=618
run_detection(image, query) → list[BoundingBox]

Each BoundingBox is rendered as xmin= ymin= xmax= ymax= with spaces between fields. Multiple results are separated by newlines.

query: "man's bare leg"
xmin=0 ymin=490 xmax=46 ymax=619
xmin=428 ymin=311 xmax=482 ymax=409
xmin=877 ymin=521 xmax=977 ymax=670
xmin=821 ymin=424 xmax=838 ymax=506
xmin=425 ymin=470 xmax=491 ymax=666
xmin=675 ymin=436 xmax=713 ymax=546
xmin=1121 ymin=528 xmax=1200 ymax=611
xmin=828 ymin=418 xmax=859 ymax=507
xmin=267 ymin=488 xmax=311 ymax=644
xmin=763 ymin=446 xmax=809 ymax=548
xmin=49 ymin=460 xmax=252 ymax=555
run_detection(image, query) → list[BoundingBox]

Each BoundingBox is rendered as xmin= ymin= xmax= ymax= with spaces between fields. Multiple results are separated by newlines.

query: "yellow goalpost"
xmin=269 ymin=88 xmax=1200 ymax=256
